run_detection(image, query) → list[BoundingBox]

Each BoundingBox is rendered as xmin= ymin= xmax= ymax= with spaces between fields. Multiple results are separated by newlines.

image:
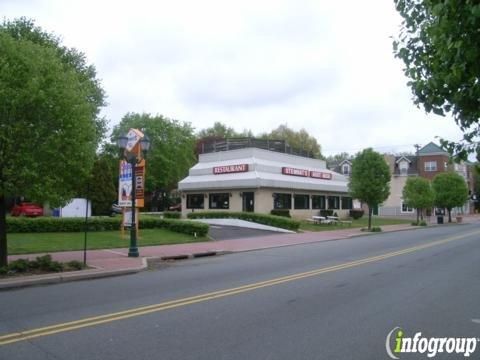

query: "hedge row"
xmin=187 ymin=211 xmax=300 ymax=231
xmin=163 ymin=211 xmax=181 ymax=219
xmin=270 ymin=209 xmax=291 ymax=218
xmin=6 ymin=217 xmax=209 ymax=237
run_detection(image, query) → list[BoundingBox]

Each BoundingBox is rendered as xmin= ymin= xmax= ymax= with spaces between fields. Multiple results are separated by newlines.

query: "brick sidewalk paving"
xmin=8 ymin=223 xmax=418 ymax=270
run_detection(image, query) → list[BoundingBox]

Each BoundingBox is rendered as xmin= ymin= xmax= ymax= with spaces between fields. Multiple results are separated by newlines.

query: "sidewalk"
xmin=2 ymin=216 xmax=479 ymax=289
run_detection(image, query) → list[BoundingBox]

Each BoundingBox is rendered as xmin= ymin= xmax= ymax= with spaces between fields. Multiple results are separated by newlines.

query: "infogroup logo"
xmin=385 ymin=327 xmax=479 ymax=358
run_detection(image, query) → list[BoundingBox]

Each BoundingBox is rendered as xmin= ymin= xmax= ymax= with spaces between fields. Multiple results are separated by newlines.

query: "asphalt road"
xmin=208 ymin=225 xmax=279 ymax=240
xmin=1 ymin=224 xmax=479 ymax=359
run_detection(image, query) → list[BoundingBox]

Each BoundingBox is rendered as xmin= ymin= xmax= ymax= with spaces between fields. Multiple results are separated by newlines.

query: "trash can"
xmin=437 ymin=216 xmax=444 ymax=224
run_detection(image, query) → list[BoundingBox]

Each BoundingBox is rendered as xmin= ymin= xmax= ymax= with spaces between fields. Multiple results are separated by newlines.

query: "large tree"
xmin=259 ymin=125 xmax=324 ymax=159
xmin=85 ymin=154 xmax=117 ymax=216
xmin=393 ymin=1 xmax=480 ymax=159
xmin=402 ymin=177 xmax=435 ymax=222
xmin=432 ymin=171 xmax=469 ymax=222
xmin=349 ymin=149 xmax=391 ymax=230
xmin=0 ymin=19 xmax=106 ymax=266
xmin=111 ymin=113 xmax=197 ymax=209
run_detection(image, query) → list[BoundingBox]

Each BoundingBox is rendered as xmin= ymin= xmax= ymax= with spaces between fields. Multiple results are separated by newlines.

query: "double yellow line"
xmin=0 ymin=229 xmax=478 ymax=347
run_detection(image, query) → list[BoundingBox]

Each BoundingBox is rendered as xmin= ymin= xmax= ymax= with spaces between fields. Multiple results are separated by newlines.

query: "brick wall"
xmin=418 ymin=155 xmax=449 ymax=180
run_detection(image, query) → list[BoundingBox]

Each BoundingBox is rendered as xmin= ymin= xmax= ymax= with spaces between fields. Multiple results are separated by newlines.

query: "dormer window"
xmin=342 ymin=164 xmax=350 ymax=175
xmin=396 ymin=156 xmax=412 ymax=176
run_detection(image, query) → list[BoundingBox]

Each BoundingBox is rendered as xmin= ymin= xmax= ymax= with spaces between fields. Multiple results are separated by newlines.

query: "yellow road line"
xmin=0 ymin=229 xmax=478 ymax=346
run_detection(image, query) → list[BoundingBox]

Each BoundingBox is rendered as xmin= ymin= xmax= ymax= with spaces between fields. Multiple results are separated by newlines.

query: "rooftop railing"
xmin=198 ymin=138 xmax=314 ymax=158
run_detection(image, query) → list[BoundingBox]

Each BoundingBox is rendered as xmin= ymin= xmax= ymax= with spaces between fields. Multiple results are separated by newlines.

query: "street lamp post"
xmin=117 ymin=134 xmax=150 ymax=257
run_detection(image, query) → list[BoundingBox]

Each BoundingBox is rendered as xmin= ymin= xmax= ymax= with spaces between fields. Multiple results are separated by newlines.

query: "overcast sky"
xmin=2 ymin=0 xmax=465 ymax=156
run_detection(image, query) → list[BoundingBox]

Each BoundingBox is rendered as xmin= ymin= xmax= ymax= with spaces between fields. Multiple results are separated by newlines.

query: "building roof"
xmin=179 ymin=147 xmax=348 ymax=193
xmin=417 ymin=142 xmax=449 ymax=156
xmin=392 ymin=155 xmax=418 ymax=175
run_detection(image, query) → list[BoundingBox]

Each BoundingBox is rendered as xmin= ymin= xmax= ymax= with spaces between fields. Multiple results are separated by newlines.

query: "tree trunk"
xmin=416 ymin=209 xmax=420 ymax=223
xmin=0 ymin=194 xmax=6 ymax=267
xmin=368 ymin=206 xmax=372 ymax=230
xmin=447 ymin=208 xmax=452 ymax=223
xmin=420 ymin=208 xmax=424 ymax=221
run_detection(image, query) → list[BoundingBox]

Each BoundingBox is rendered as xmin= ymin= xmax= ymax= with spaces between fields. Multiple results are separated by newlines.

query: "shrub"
xmin=163 ymin=211 xmax=181 ymax=219
xmin=8 ymin=258 xmax=30 ymax=272
xmin=0 ymin=266 xmax=7 ymax=275
xmin=65 ymin=260 xmax=86 ymax=271
xmin=411 ymin=221 xmax=427 ymax=226
xmin=349 ymin=209 xmax=364 ymax=219
xmin=187 ymin=212 xmax=300 ymax=231
xmin=270 ymin=209 xmax=291 ymax=218
xmin=6 ymin=216 xmax=208 ymax=237
xmin=34 ymin=255 xmax=53 ymax=270
xmin=319 ymin=209 xmax=334 ymax=217
xmin=361 ymin=226 xmax=382 ymax=232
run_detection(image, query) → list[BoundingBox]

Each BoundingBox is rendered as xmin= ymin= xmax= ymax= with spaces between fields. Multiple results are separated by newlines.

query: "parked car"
xmin=110 ymin=204 xmax=123 ymax=216
xmin=11 ymin=203 xmax=43 ymax=217
xmin=168 ymin=203 xmax=182 ymax=212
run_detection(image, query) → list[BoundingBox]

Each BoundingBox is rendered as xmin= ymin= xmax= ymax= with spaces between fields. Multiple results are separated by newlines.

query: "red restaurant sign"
xmin=213 ymin=164 xmax=249 ymax=174
xmin=310 ymin=171 xmax=332 ymax=180
xmin=282 ymin=167 xmax=309 ymax=177
xmin=282 ymin=167 xmax=332 ymax=180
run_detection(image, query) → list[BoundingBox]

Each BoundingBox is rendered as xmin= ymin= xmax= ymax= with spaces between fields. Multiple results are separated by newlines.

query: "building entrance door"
xmin=243 ymin=192 xmax=254 ymax=212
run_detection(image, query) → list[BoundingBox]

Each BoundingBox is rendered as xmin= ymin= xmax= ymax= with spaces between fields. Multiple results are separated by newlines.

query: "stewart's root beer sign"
xmin=282 ymin=167 xmax=332 ymax=180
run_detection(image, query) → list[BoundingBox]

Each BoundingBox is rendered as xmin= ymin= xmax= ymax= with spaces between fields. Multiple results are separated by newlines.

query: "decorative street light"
xmin=117 ymin=133 xmax=151 ymax=257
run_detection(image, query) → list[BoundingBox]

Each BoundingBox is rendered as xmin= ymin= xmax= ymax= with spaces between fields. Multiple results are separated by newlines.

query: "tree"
xmin=86 ymin=154 xmax=117 ymax=215
xmin=393 ymin=1 xmax=480 ymax=159
xmin=432 ymin=172 xmax=469 ymax=223
xmin=402 ymin=177 xmax=435 ymax=223
xmin=0 ymin=19 xmax=106 ymax=266
xmin=110 ymin=113 xmax=197 ymax=209
xmin=197 ymin=122 xmax=252 ymax=139
xmin=349 ymin=149 xmax=391 ymax=230
xmin=259 ymin=125 xmax=324 ymax=159
xmin=326 ymin=152 xmax=352 ymax=163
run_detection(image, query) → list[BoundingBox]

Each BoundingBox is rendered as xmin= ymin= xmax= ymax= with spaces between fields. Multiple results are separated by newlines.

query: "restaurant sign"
xmin=213 ymin=164 xmax=249 ymax=175
xmin=282 ymin=167 xmax=309 ymax=177
xmin=282 ymin=167 xmax=332 ymax=180
xmin=310 ymin=171 xmax=332 ymax=180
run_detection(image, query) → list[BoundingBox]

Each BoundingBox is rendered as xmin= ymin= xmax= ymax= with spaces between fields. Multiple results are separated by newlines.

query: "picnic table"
xmin=311 ymin=215 xmax=326 ymax=224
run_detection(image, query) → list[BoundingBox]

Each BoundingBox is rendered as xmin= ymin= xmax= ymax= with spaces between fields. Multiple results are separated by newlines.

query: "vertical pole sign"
xmin=118 ymin=129 xmax=146 ymax=237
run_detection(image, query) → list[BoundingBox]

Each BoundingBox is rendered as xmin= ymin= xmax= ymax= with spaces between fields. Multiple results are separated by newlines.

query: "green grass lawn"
xmin=299 ymin=216 xmax=412 ymax=232
xmin=7 ymin=229 xmax=208 ymax=255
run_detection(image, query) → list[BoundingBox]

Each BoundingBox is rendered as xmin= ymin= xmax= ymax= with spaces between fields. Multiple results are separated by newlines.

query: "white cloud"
xmin=2 ymin=0 xmax=465 ymax=155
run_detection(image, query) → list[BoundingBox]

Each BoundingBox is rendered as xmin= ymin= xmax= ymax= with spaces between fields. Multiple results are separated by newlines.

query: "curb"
xmin=0 ymin=258 xmax=148 ymax=291
xmin=158 ymin=250 xmax=230 ymax=261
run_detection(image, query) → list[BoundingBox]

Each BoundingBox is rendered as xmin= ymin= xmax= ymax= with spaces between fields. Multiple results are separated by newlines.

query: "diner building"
xmin=178 ymin=139 xmax=353 ymax=219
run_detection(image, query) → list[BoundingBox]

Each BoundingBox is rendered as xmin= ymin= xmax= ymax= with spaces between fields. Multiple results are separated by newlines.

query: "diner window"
xmin=209 ymin=193 xmax=229 ymax=209
xmin=401 ymin=201 xmax=414 ymax=213
xmin=294 ymin=194 xmax=310 ymax=210
xmin=328 ymin=196 xmax=340 ymax=209
xmin=312 ymin=195 xmax=326 ymax=209
xmin=424 ymin=161 xmax=437 ymax=172
xmin=341 ymin=197 xmax=353 ymax=210
xmin=273 ymin=193 xmax=292 ymax=209
xmin=186 ymin=194 xmax=205 ymax=209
